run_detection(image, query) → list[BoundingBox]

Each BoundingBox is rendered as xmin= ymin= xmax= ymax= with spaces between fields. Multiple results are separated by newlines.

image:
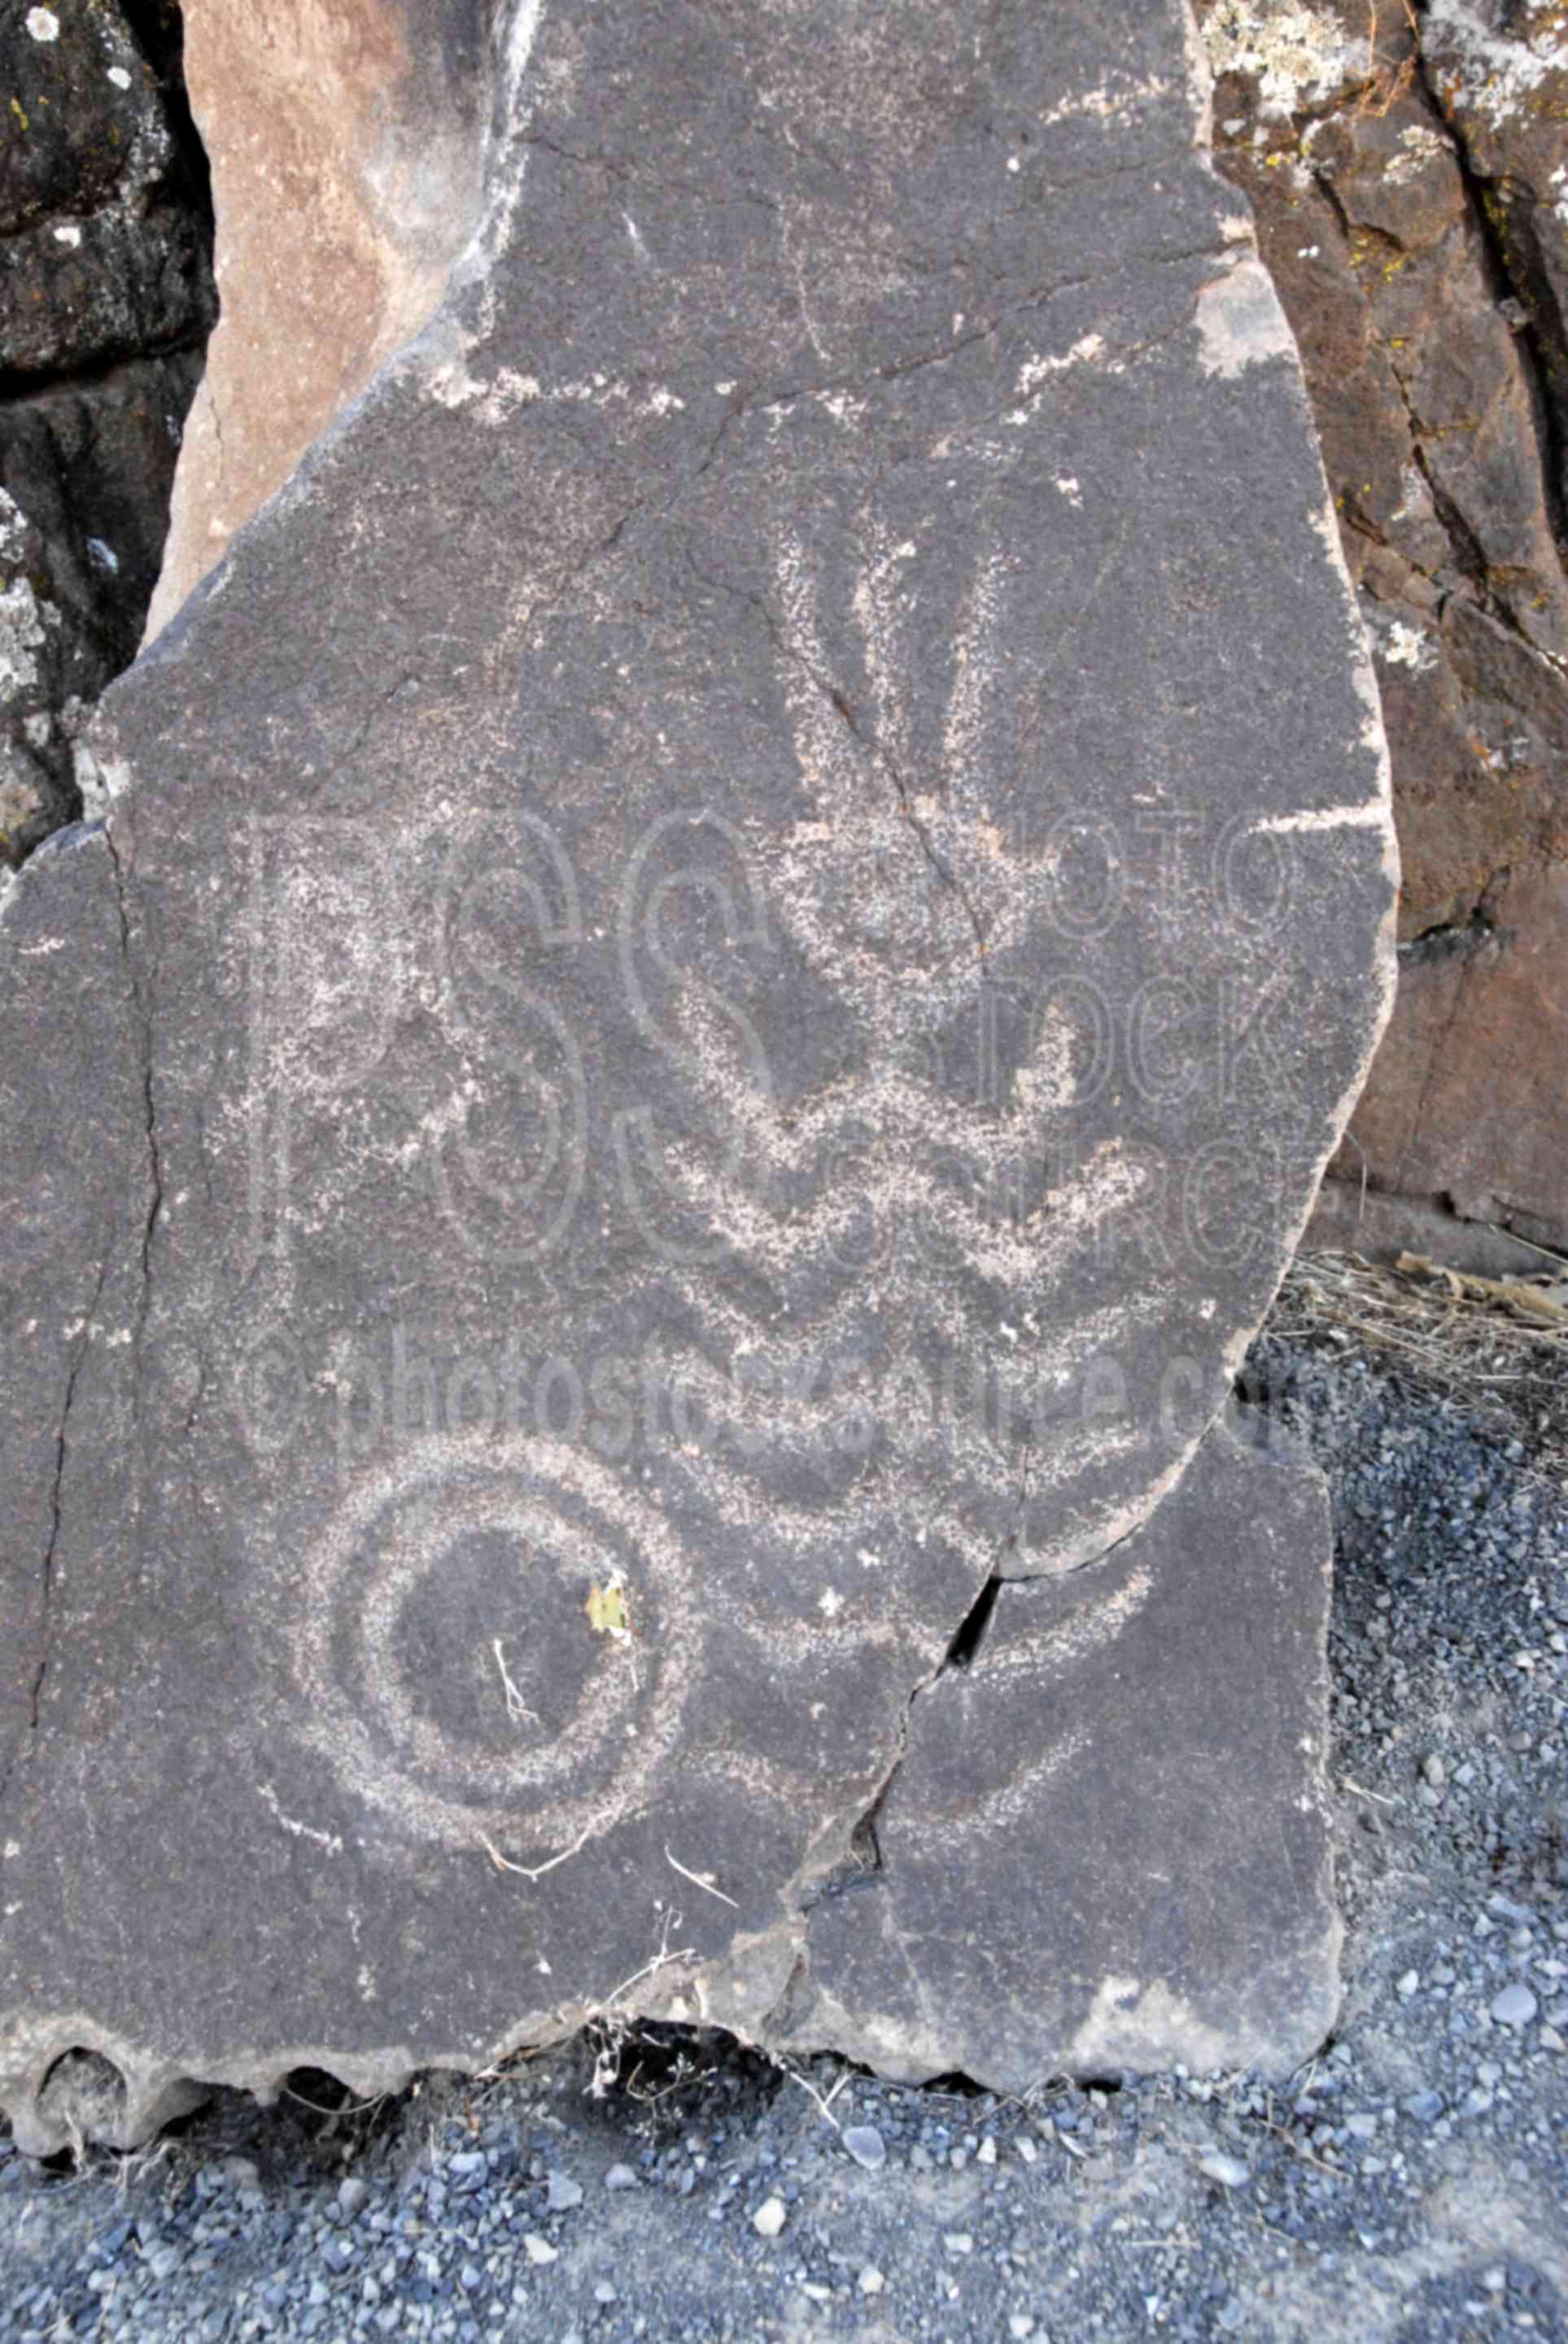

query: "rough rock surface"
xmin=1340 ymin=860 xmax=1568 ymax=1229
xmin=0 ymin=0 xmax=214 ymax=867
xmin=778 ymin=1410 xmax=1342 ymax=2087
xmin=0 ymin=0 xmax=1395 ymax=2150
xmin=1195 ymin=0 xmax=1568 ymax=1249
xmin=142 ymin=0 xmax=490 ymax=641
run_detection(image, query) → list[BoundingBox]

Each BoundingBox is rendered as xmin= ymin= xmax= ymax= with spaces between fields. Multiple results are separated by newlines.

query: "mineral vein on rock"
xmin=0 ymin=0 xmax=1395 ymax=2152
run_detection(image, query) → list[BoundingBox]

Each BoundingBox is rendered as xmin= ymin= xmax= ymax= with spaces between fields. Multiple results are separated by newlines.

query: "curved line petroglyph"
xmin=294 ymin=514 xmax=1321 ymax=1865
xmin=292 ymin=1437 xmax=704 ymax=1860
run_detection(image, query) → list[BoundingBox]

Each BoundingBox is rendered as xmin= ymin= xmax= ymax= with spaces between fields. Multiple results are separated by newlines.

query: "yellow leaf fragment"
xmin=586 ymin=1579 xmax=630 ymax=1639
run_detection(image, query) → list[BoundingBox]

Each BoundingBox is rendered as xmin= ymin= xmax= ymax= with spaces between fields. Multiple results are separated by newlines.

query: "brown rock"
xmin=1338 ymin=863 xmax=1568 ymax=1245
xmin=1421 ymin=0 xmax=1568 ymax=524
xmin=1195 ymin=0 xmax=1568 ymax=1247
xmin=143 ymin=0 xmax=488 ymax=641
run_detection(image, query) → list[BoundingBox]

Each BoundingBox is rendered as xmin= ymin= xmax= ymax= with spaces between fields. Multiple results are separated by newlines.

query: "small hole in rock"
xmin=280 ymin=2067 xmax=363 ymax=2119
xmin=35 ymin=2047 xmax=129 ymax=2150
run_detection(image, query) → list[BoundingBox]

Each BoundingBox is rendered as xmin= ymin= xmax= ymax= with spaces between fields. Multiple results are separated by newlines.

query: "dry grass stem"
xmin=1269 ymin=1247 xmax=1568 ymax=1472
xmin=478 ymin=1815 xmax=604 ymax=1884
xmin=664 ymin=1847 xmax=740 ymax=1908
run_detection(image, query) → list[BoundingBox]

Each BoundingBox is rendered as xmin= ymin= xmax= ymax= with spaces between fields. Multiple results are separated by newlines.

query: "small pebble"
xmin=753 ymin=2197 xmax=787 ymax=2239
xmin=522 ymin=2235 xmax=558 ymax=2267
xmin=843 ymin=2125 xmax=886 ymax=2171
xmin=1490 ymin=1983 xmax=1538 ymax=2028
xmin=1199 ymin=2152 xmax=1251 ymax=2189
xmin=858 ymin=2267 xmax=885 ymax=2295
xmin=604 ymin=2163 xmax=639 ymax=2191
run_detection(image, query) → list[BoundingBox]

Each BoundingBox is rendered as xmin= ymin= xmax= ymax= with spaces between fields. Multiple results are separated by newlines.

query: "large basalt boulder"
xmin=1195 ymin=0 xmax=1568 ymax=1251
xmin=0 ymin=0 xmax=1395 ymax=2151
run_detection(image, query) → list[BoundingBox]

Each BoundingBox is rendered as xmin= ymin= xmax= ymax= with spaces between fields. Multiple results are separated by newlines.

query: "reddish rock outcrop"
xmin=1196 ymin=0 xmax=1568 ymax=1250
xmin=142 ymin=0 xmax=489 ymax=642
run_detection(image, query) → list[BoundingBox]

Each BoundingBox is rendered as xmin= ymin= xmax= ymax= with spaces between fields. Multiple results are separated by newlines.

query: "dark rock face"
xmin=1195 ymin=0 xmax=1568 ymax=1249
xmin=0 ymin=0 xmax=1393 ymax=2149
xmin=0 ymin=0 xmax=211 ymax=382
xmin=0 ymin=0 xmax=214 ymax=866
xmin=783 ymin=1410 xmax=1339 ymax=2087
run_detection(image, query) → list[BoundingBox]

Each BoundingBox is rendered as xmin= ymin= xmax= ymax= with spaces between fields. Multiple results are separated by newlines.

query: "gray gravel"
xmin=2 ymin=1320 xmax=1566 ymax=2342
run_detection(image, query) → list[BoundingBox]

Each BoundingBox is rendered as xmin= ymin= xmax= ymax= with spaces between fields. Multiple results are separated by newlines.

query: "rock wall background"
xmin=1196 ymin=0 xmax=1568 ymax=1252
xmin=2 ymin=0 xmax=1565 ymax=1252
xmin=142 ymin=0 xmax=487 ymax=644
xmin=0 ymin=0 xmax=212 ymax=866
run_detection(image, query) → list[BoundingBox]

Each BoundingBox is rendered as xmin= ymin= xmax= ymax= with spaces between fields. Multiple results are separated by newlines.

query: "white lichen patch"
xmin=1015 ymin=336 xmax=1104 ymax=397
xmin=0 ymin=489 xmax=27 ymax=564
xmin=1386 ymin=123 xmax=1452 ymax=186
xmin=1424 ymin=0 xmax=1568 ymax=128
xmin=1194 ymin=254 xmax=1295 ymax=378
xmin=1006 ymin=335 xmax=1106 ymax=425
xmin=73 ymin=741 xmax=132 ymax=820
xmin=1552 ymin=162 xmax=1568 ymax=223
xmin=1202 ymin=1 xmax=1369 ymax=118
xmin=0 ymin=577 xmax=57 ymax=702
xmin=25 ymin=7 xmax=60 ymax=42
xmin=1380 ymin=617 xmax=1438 ymax=671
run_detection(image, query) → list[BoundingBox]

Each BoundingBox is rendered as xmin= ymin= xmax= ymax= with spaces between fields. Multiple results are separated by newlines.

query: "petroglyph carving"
xmin=0 ymin=0 xmax=1395 ymax=2149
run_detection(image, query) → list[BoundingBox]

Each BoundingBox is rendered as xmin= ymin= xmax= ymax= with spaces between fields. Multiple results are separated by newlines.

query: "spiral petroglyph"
xmin=289 ymin=1438 xmax=706 ymax=1856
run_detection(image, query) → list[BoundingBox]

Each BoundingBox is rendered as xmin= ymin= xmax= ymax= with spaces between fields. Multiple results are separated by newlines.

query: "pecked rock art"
xmin=0 ymin=0 xmax=1395 ymax=2150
